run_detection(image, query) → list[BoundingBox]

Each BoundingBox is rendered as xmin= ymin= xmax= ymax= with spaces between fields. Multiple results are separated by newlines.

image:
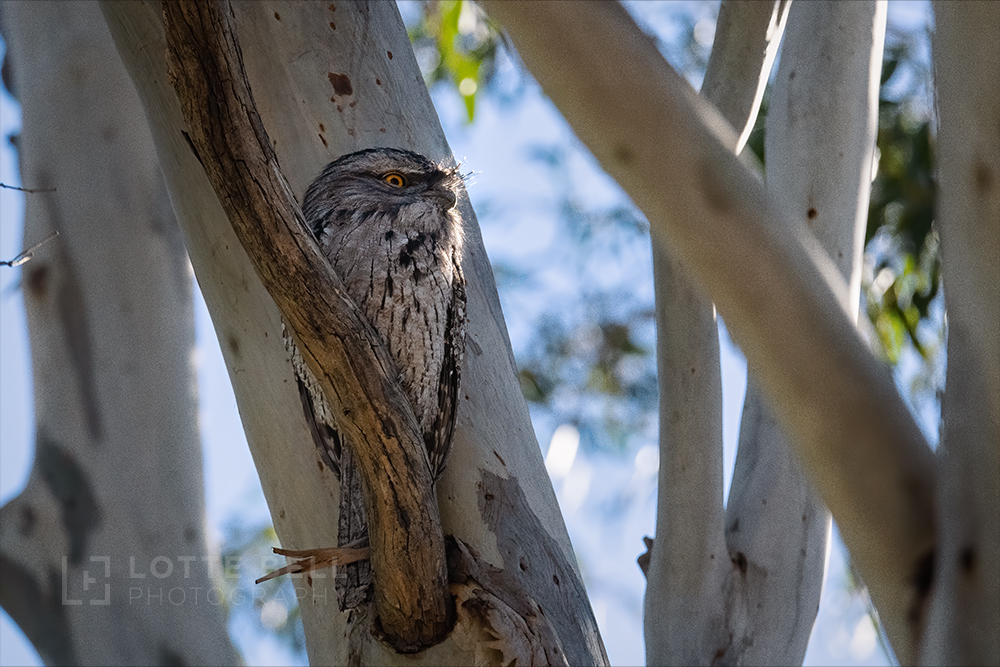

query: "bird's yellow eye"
xmin=383 ymin=172 xmax=407 ymax=187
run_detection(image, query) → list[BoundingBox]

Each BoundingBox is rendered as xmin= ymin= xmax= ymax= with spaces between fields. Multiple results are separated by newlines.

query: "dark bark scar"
xmin=328 ymin=72 xmax=353 ymax=97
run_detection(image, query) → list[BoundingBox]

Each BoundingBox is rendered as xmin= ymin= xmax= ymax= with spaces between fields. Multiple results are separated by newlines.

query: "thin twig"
xmin=0 ymin=182 xmax=57 ymax=194
xmin=0 ymin=231 xmax=59 ymax=267
xmin=255 ymin=541 xmax=370 ymax=584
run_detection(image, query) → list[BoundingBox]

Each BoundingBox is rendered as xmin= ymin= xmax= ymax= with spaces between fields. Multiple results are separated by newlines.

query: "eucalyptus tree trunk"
xmin=723 ymin=2 xmax=884 ymax=663
xmin=485 ymin=2 xmax=988 ymax=662
xmin=0 ymin=3 xmax=238 ymax=665
xmin=642 ymin=2 xmax=793 ymax=664
xmin=638 ymin=1 xmax=884 ymax=664
xmin=923 ymin=4 xmax=1000 ymax=665
xmin=101 ymin=1 xmax=606 ymax=664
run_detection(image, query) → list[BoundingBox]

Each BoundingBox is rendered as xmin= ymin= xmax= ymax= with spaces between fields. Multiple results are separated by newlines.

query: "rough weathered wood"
xmin=161 ymin=1 xmax=451 ymax=651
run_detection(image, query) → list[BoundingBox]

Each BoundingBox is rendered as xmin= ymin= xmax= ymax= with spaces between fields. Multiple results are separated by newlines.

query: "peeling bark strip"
xmin=472 ymin=471 xmax=606 ymax=667
xmin=447 ymin=537 xmax=570 ymax=667
xmin=161 ymin=1 xmax=452 ymax=651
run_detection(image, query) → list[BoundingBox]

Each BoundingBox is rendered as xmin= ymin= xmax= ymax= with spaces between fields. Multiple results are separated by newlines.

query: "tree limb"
xmin=644 ymin=2 xmax=789 ymax=663
xmin=645 ymin=245 xmax=729 ymax=663
xmin=724 ymin=2 xmax=887 ymax=662
xmin=161 ymin=1 xmax=451 ymax=651
xmin=481 ymin=0 xmax=936 ymax=655
xmin=700 ymin=0 xmax=790 ymax=153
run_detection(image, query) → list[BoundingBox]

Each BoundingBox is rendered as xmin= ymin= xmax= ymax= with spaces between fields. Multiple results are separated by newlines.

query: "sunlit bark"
xmin=102 ymin=0 xmax=607 ymax=663
xmin=701 ymin=0 xmax=789 ymax=153
xmin=482 ymin=1 xmax=936 ymax=661
xmin=725 ymin=3 xmax=886 ymax=663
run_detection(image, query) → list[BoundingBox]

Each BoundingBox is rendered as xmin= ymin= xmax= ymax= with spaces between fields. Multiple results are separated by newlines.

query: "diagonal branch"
xmin=161 ymin=1 xmax=451 ymax=652
xmin=481 ymin=0 xmax=936 ymax=655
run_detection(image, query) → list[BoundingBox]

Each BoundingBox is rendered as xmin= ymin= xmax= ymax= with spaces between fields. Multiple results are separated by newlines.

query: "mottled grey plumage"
xmin=287 ymin=147 xmax=466 ymax=610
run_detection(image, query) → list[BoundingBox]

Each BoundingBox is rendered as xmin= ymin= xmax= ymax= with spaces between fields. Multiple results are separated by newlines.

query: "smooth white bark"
xmin=0 ymin=3 xmax=238 ymax=664
xmin=645 ymin=2 xmax=874 ymax=663
xmin=923 ymin=3 xmax=1000 ymax=664
xmin=644 ymin=2 xmax=789 ymax=664
xmin=103 ymin=1 xmax=607 ymax=664
xmin=646 ymin=247 xmax=729 ymax=664
xmin=724 ymin=3 xmax=886 ymax=664
xmin=701 ymin=0 xmax=790 ymax=153
xmin=481 ymin=1 xmax=936 ymax=659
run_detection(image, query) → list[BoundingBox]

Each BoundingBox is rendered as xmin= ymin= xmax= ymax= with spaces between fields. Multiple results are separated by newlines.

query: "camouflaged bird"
xmin=285 ymin=147 xmax=466 ymax=610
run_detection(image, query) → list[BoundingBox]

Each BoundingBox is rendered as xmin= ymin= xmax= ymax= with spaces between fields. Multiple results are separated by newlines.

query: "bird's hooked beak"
xmin=428 ymin=186 xmax=458 ymax=210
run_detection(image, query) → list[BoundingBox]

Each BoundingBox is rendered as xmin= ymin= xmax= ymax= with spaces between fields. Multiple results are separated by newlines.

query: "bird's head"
xmin=302 ymin=148 xmax=463 ymax=237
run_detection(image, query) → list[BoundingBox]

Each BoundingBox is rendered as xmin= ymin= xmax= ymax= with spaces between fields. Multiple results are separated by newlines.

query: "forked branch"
xmin=482 ymin=0 xmax=936 ymax=656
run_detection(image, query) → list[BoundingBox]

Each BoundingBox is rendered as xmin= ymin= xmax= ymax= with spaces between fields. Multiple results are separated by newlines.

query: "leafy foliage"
xmin=864 ymin=34 xmax=940 ymax=365
xmin=406 ymin=1 xmax=501 ymax=121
